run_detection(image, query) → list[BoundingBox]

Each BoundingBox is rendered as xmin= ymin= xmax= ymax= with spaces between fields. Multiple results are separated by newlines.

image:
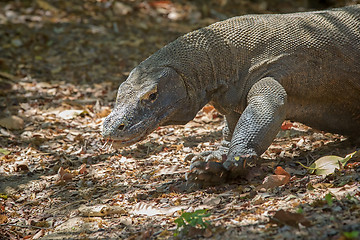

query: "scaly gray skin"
xmin=103 ymin=5 xmax=360 ymax=184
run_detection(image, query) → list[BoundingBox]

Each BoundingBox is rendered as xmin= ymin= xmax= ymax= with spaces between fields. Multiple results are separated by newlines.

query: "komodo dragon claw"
xmin=186 ymin=159 xmax=228 ymax=185
xmin=186 ymin=152 xmax=258 ymax=185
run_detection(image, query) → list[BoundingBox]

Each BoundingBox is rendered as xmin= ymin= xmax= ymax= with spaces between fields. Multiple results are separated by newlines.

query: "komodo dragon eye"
xmin=148 ymin=92 xmax=157 ymax=101
xmin=141 ymin=86 xmax=158 ymax=104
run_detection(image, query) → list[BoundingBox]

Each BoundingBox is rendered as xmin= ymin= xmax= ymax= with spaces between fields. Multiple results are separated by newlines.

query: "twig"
xmin=0 ymin=223 xmax=52 ymax=230
xmin=101 ymin=139 xmax=109 ymax=149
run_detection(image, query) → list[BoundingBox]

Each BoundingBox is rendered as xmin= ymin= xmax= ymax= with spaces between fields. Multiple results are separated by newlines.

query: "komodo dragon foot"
xmin=186 ymin=144 xmax=258 ymax=185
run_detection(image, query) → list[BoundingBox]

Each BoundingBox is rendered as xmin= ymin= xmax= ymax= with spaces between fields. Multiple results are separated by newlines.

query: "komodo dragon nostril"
xmin=118 ymin=123 xmax=125 ymax=131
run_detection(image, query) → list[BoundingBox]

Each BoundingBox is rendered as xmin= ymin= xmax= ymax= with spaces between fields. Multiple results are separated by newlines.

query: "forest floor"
xmin=1 ymin=1 xmax=360 ymax=239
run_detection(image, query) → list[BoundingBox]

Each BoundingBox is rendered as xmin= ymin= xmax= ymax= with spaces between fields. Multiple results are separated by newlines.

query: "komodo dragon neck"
xmin=141 ymin=28 xmax=250 ymax=115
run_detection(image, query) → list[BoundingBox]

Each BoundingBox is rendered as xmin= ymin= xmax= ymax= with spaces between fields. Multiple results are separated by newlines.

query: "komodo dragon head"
xmin=102 ymin=64 xmax=198 ymax=147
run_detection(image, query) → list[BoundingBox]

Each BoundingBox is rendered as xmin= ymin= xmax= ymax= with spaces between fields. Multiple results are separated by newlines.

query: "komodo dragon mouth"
xmin=105 ymin=121 xmax=158 ymax=148
xmin=110 ymin=135 xmax=147 ymax=148
xmin=104 ymin=103 xmax=179 ymax=148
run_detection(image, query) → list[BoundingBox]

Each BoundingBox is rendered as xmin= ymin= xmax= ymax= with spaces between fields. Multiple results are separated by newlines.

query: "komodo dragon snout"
xmin=102 ymin=66 xmax=192 ymax=147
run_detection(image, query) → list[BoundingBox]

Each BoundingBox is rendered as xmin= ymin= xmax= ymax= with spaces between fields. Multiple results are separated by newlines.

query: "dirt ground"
xmin=0 ymin=1 xmax=360 ymax=239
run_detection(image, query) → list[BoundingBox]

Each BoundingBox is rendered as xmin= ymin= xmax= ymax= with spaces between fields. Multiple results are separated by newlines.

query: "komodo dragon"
xmin=102 ymin=5 xmax=360 ymax=184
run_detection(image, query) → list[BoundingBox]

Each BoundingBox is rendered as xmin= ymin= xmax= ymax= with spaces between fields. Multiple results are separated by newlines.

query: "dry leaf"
xmin=258 ymin=166 xmax=291 ymax=190
xmin=281 ymin=121 xmax=294 ymax=130
xmin=31 ymin=220 xmax=50 ymax=228
xmin=78 ymin=164 xmax=88 ymax=175
xmin=270 ymin=209 xmax=311 ymax=228
xmin=61 ymin=172 xmax=73 ymax=181
xmin=154 ymin=165 xmax=188 ymax=176
xmin=202 ymin=105 xmax=215 ymax=114
xmin=274 ymin=166 xmax=291 ymax=179
xmin=58 ymin=167 xmax=73 ymax=181
xmin=202 ymin=197 xmax=221 ymax=206
xmin=58 ymin=167 xmax=66 ymax=177
xmin=113 ymin=2 xmax=133 ymax=15
xmin=58 ymin=110 xmax=84 ymax=120
xmin=32 ymin=229 xmax=45 ymax=239
xmin=0 ymin=116 xmax=24 ymax=130
xmin=130 ymin=202 xmax=187 ymax=216
xmin=36 ymin=0 xmax=59 ymax=12
xmin=97 ymin=107 xmax=111 ymax=118
xmin=0 ymin=71 xmax=18 ymax=81
xmin=79 ymin=205 xmax=126 ymax=217
xmin=0 ymin=214 xmax=8 ymax=224
xmin=15 ymin=162 xmax=30 ymax=172
xmin=203 ymin=228 xmax=213 ymax=238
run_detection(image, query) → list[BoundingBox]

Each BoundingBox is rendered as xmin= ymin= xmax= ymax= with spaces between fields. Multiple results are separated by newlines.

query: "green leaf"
xmin=309 ymin=155 xmax=346 ymax=176
xmin=0 ymin=148 xmax=10 ymax=155
xmin=181 ymin=212 xmax=192 ymax=222
xmin=343 ymin=150 xmax=360 ymax=162
xmin=174 ymin=217 xmax=185 ymax=227
xmin=325 ymin=193 xmax=333 ymax=207
xmin=173 ymin=208 xmax=211 ymax=236
xmin=189 ymin=218 xmax=198 ymax=227
xmin=296 ymin=206 xmax=303 ymax=214
xmin=299 ymin=150 xmax=359 ymax=176
xmin=343 ymin=231 xmax=359 ymax=239
xmin=297 ymin=161 xmax=318 ymax=170
xmin=0 ymin=194 xmax=8 ymax=200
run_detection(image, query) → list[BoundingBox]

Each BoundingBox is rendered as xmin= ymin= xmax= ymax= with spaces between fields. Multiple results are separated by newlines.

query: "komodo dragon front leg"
xmin=187 ymin=77 xmax=287 ymax=184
